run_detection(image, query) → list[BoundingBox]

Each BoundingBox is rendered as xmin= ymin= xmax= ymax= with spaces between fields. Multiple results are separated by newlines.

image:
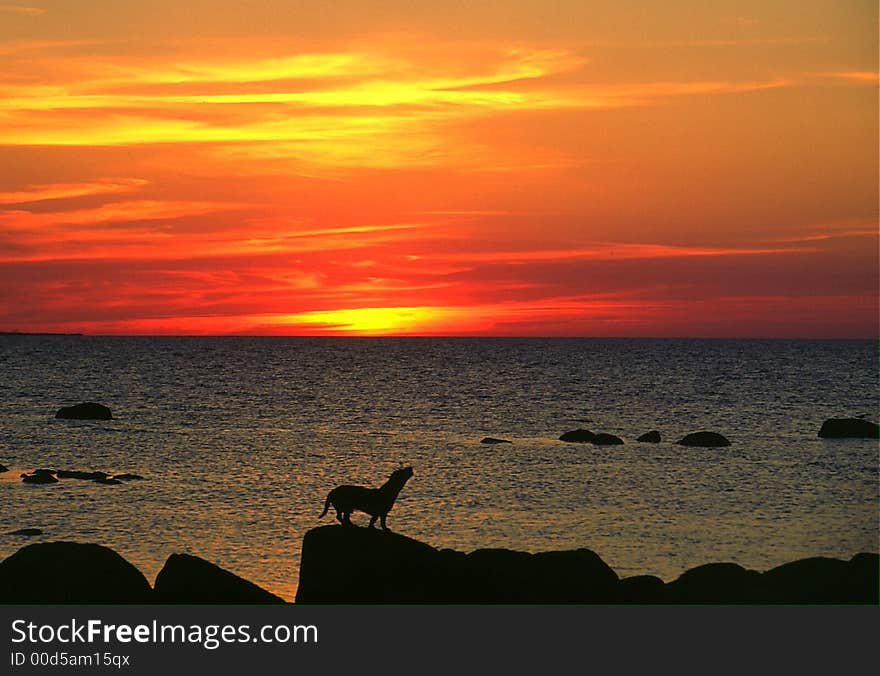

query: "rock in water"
xmin=154 ymin=553 xmax=286 ymax=603
xmin=593 ymin=433 xmax=624 ymax=445
xmin=0 ymin=542 xmax=152 ymax=602
xmin=21 ymin=473 xmax=58 ymax=484
xmin=675 ymin=431 xmax=731 ymax=447
xmin=559 ymin=429 xmax=597 ymax=443
xmin=0 ymin=464 xmax=8 ymax=473
xmin=7 ymin=528 xmax=43 ymax=536
xmin=817 ymin=418 xmax=879 ymax=439
xmin=55 ymin=402 xmax=112 ymax=420
xmin=113 ymin=473 xmax=145 ymax=481
xmin=480 ymin=437 xmax=512 ymax=444
xmin=637 ymin=431 xmax=661 ymax=443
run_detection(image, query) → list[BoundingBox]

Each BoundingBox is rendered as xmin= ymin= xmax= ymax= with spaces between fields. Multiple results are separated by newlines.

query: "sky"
xmin=0 ymin=1 xmax=877 ymax=337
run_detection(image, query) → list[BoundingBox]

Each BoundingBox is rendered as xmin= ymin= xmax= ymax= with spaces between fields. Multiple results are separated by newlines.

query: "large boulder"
xmin=0 ymin=542 xmax=152 ymax=602
xmin=559 ymin=429 xmax=597 ymax=443
xmin=758 ymin=555 xmax=877 ymax=603
xmin=675 ymin=431 xmax=731 ymax=447
xmin=667 ymin=562 xmax=761 ymax=603
xmin=295 ymin=525 xmax=618 ymax=603
xmin=55 ymin=402 xmax=112 ymax=420
xmin=618 ymin=575 xmax=666 ymax=602
xmin=818 ymin=418 xmax=879 ymax=439
xmin=154 ymin=553 xmax=285 ymax=604
xmin=637 ymin=431 xmax=661 ymax=443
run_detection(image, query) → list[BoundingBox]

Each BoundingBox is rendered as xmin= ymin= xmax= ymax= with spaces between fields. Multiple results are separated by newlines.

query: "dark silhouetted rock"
xmin=619 ymin=575 xmax=666 ymax=602
xmin=7 ymin=528 xmax=43 ymax=536
xmin=675 ymin=431 xmax=731 ymax=447
xmin=21 ymin=473 xmax=58 ymax=484
xmin=32 ymin=469 xmax=56 ymax=476
xmin=0 ymin=542 xmax=152 ymax=602
xmin=759 ymin=556 xmax=874 ymax=603
xmin=113 ymin=473 xmax=144 ymax=481
xmin=462 ymin=548 xmax=619 ymax=602
xmin=154 ymin=553 xmax=285 ymax=604
xmin=55 ymin=402 xmax=112 ymax=420
xmin=295 ymin=525 xmax=618 ymax=603
xmin=667 ymin=562 xmax=761 ymax=603
xmin=637 ymin=431 xmax=661 ymax=443
xmin=480 ymin=437 xmax=512 ymax=444
xmin=559 ymin=429 xmax=596 ymax=443
xmin=56 ymin=470 xmax=108 ymax=480
xmin=0 ymin=464 xmax=8 ymax=473
xmin=818 ymin=418 xmax=879 ymax=439
xmin=593 ymin=433 xmax=624 ymax=445
xmin=94 ymin=477 xmax=122 ymax=485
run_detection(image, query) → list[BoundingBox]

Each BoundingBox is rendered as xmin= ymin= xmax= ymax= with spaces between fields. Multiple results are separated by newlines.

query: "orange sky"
xmin=0 ymin=1 xmax=877 ymax=336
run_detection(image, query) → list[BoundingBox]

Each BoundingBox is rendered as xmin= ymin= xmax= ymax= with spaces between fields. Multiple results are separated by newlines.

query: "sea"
xmin=1 ymin=336 xmax=877 ymax=601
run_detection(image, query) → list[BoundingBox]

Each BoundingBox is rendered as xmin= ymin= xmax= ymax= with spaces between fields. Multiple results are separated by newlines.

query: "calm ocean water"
xmin=1 ymin=336 xmax=877 ymax=600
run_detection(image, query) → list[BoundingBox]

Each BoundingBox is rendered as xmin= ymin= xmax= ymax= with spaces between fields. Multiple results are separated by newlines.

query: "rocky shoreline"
xmin=0 ymin=528 xmax=876 ymax=604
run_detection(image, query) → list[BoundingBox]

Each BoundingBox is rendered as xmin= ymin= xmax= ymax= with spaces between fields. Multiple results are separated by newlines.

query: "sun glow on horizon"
xmin=0 ymin=1 xmax=876 ymax=338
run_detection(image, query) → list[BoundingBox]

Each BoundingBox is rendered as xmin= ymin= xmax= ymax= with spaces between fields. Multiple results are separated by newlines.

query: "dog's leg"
xmin=369 ymin=515 xmax=378 ymax=529
xmin=380 ymin=514 xmax=391 ymax=532
xmin=335 ymin=508 xmax=344 ymax=524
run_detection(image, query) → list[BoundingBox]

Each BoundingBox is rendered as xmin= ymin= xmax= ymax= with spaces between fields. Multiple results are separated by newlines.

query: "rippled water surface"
xmin=1 ymin=336 xmax=877 ymax=600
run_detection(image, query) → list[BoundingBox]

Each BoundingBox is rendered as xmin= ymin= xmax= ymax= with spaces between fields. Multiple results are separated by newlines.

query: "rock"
xmin=296 ymin=526 xmax=441 ymax=603
xmin=461 ymin=548 xmax=619 ymax=602
xmin=0 ymin=464 xmax=8 ymax=473
xmin=0 ymin=542 xmax=152 ymax=602
xmin=56 ymin=470 xmax=108 ymax=480
xmin=758 ymin=556 xmax=871 ymax=603
xmin=32 ymin=469 xmax=56 ymax=476
xmin=593 ymin=433 xmax=624 ymax=445
xmin=818 ymin=418 xmax=879 ymax=439
xmin=21 ymin=473 xmax=58 ymax=484
xmin=675 ymin=431 xmax=731 ymax=447
xmin=55 ymin=402 xmax=112 ymax=420
xmin=618 ymin=575 xmax=666 ymax=602
xmin=637 ymin=431 xmax=661 ymax=443
xmin=113 ymin=473 xmax=145 ymax=481
xmin=480 ymin=437 xmax=512 ymax=444
xmin=667 ymin=562 xmax=761 ymax=603
xmin=559 ymin=429 xmax=597 ymax=443
xmin=7 ymin=528 xmax=43 ymax=536
xmin=94 ymin=477 xmax=122 ymax=485
xmin=295 ymin=525 xmax=618 ymax=603
xmin=154 ymin=553 xmax=285 ymax=604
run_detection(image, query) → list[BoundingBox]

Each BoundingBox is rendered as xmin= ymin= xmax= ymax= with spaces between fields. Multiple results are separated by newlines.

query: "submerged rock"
xmin=0 ymin=464 xmax=8 ymax=473
xmin=94 ymin=477 xmax=123 ymax=485
xmin=56 ymin=470 xmax=108 ymax=480
xmin=675 ymin=431 xmax=731 ymax=447
xmin=55 ymin=402 xmax=112 ymax=420
xmin=559 ymin=429 xmax=597 ymax=443
xmin=480 ymin=437 xmax=512 ymax=444
xmin=637 ymin=431 xmax=661 ymax=443
xmin=113 ymin=473 xmax=145 ymax=481
xmin=21 ymin=473 xmax=58 ymax=484
xmin=0 ymin=542 xmax=152 ymax=602
xmin=7 ymin=528 xmax=43 ymax=536
xmin=154 ymin=553 xmax=286 ymax=603
xmin=593 ymin=433 xmax=624 ymax=445
xmin=818 ymin=418 xmax=879 ymax=439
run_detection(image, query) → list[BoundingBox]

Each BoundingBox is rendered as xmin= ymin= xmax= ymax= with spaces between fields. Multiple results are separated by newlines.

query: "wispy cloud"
xmin=0 ymin=5 xmax=45 ymax=16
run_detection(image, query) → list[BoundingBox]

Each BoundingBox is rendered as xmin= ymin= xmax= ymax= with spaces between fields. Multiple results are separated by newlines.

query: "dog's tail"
xmin=319 ymin=493 xmax=331 ymax=519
